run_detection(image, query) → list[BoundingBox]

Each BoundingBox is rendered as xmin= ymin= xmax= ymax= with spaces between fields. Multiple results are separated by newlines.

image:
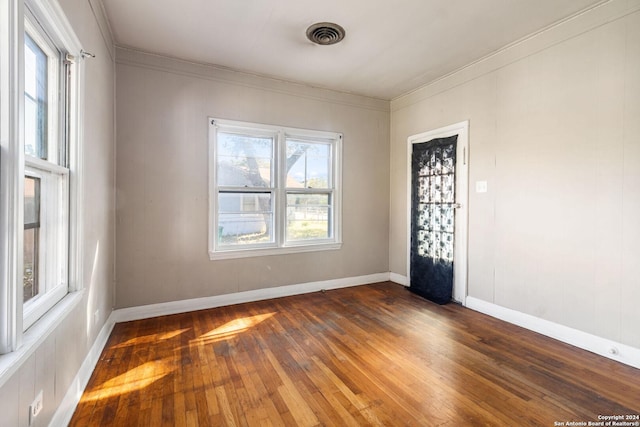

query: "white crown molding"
xmin=115 ymin=46 xmax=390 ymax=113
xmin=391 ymin=0 xmax=640 ymax=111
xmin=466 ymin=296 xmax=640 ymax=369
xmin=88 ymin=0 xmax=115 ymax=61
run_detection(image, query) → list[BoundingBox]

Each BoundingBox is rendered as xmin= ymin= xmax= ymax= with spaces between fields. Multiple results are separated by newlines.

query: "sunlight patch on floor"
xmin=81 ymin=360 xmax=174 ymax=402
xmin=195 ymin=312 xmax=276 ymax=344
xmin=110 ymin=328 xmax=190 ymax=349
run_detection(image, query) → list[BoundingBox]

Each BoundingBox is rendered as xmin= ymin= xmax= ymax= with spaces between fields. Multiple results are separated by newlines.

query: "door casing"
xmin=406 ymin=121 xmax=469 ymax=305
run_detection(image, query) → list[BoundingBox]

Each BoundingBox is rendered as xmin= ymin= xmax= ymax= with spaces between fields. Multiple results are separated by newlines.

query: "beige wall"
xmin=0 ymin=0 xmax=115 ymax=425
xmin=390 ymin=2 xmax=640 ymax=348
xmin=114 ymin=49 xmax=390 ymax=308
xmin=5 ymin=0 xmax=639 ymax=422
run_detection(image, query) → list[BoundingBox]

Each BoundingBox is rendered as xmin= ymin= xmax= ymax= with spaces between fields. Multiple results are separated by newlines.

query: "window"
xmin=22 ymin=15 xmax=71 ymax=329
xmin=285 ymin=139 xmax=332 ymax=242
xmin=209 ymin=119 xmax=342 ymax=259
xmin=0 ymin=0 xmax=82 ymax=355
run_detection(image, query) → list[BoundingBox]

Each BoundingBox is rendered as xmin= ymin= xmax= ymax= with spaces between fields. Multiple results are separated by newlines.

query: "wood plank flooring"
xmin=69 ymin=282 xmax=640 ymax=426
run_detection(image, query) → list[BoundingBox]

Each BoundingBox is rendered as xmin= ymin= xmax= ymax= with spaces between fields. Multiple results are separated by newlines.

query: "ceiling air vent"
xmin=306 ymin=22 xmax=345 ymax=45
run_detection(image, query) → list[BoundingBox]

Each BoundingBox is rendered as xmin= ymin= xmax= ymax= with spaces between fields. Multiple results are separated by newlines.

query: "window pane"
xmin=217 ymin=132 xmax=273 ymax=187
xmin=286 ymin=140 xmax=330 ymax=189
xmin=24 ymin=228 xmax=40 ymax=303
xmin=24 ymin=34 xmax=48 ymax=160
xmin=24 ymin=176 xmax=41 ymax=227
xmin=218 ymin=193 xmax=273 ymax=245
xmin=286 ymin=194 xmax=330 ymax=241
xmin=24 ymin=176 xmax=41 ymax=303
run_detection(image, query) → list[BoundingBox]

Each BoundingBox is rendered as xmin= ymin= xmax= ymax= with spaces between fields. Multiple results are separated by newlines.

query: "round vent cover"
xmin=306 ymin=22 xmax=345 ymax=45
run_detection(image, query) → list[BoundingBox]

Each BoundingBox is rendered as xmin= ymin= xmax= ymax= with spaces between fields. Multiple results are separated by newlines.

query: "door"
xmin=407 ymin=121 xmax=468 ymax=305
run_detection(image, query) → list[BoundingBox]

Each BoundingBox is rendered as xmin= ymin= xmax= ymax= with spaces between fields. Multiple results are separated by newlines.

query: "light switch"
xmin=476 ymin=181 xmax=488 ymax=193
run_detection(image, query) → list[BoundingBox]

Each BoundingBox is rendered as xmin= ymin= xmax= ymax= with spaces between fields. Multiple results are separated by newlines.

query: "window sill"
xmin=0 ymin=290 xmax=84 ymax=388
xmin=209 ymin=242 xmax=342 ymax=260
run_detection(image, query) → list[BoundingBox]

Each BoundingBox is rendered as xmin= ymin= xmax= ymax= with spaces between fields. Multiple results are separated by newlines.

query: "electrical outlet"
xmin=94 ymin=309 xmax=100 ymax=325
xmin=29 ymin=390 xmax=43 ymax=425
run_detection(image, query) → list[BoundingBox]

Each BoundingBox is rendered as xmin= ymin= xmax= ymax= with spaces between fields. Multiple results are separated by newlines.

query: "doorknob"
xmin=454 ymin=203 xmax=463 ymax=209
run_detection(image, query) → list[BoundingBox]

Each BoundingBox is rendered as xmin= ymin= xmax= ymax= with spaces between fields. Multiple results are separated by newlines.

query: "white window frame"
xmin=0 ymin=0 xmax=83 ymax=357
xmin=23 ymin=159 xmax=69 ymax=329
xmin=21 ymin=11 xmax=71 ymax=330
xmin=209 ymin=118 xmax=342 ymax=260
xmin=24 ymin=16 xmax=60 ymax=162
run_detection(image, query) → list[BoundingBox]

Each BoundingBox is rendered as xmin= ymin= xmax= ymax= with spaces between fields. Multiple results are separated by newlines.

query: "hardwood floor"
xmin=70 ymin=282 xmax=640 ymax=426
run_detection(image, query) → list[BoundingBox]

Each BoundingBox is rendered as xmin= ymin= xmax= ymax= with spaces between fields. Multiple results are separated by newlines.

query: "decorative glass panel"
xmin=286 ymin=140 xmax=330 ymax=189
xmin=442 ymin=145 xmax=455 ymax=174
xmin=286 ymin=193 xmax=330 ymax=241
xmin=442 ymin=174 xmax=455 ymax=203
xmin=444 ymin=206 xmax=454 ymax=234
xmin=217 ymin=132 xmax=273 ymax=187
xmin=410 ymin=135 xmax=457 ymax=304
xmin=431 ymin=175 xmax=442 ymax=203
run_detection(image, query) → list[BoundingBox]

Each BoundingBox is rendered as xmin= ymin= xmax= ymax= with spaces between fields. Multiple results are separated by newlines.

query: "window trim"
xmin=208 ymin=118 xmax=342 ymax=260
xmin=0 ymin=0 xmax=83 ymax=356
xmin=0 ymin=0 xmax=24 ymax=355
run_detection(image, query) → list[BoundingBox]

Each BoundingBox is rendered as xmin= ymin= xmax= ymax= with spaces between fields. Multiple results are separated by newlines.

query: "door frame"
xmin=406 ymin=120 xmax=469 ymax=305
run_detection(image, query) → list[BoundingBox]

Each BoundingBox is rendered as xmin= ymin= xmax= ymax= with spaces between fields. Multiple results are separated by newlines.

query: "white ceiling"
xmin=102 ymin=0 xmax=605 ymax=100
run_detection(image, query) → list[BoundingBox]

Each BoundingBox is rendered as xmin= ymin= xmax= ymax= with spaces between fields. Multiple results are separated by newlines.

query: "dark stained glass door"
xmin=410 ymin=135 xmax=457 ymax=304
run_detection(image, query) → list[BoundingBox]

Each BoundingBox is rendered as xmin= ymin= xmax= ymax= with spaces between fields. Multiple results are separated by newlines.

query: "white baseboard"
xmin=389 ymin=272 xmax=408 ymax=286
xmin=113 ymin=272 xmax=391 ymax=323
xmin=466 ymin=297 xmax=640 ymax=370
xmin=49 ymin=313 xmax=116 ymax=427
xmin=50 ymin=277 xmax=639 ymax=426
